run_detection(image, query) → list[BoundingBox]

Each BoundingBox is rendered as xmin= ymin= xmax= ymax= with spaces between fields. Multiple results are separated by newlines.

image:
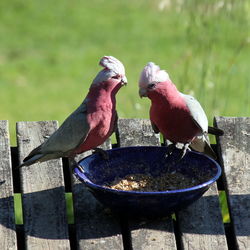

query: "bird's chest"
xmin=87 ymin=105 xmax=115 ymax=138
xmin=150 ymin=103 xmax=199 ymax=143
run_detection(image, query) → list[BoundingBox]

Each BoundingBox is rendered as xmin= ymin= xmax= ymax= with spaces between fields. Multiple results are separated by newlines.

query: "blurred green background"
xmin=0 ymin=0 xmax=249 ymax=146
xmin=0 ymin=0 xmax=249 ymax=224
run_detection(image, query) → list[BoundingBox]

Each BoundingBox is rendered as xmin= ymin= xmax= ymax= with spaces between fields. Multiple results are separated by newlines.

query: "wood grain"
xmin=71 ymin=140 xmax=123 ymax=250
xmin=117 ymin=118 xmax=161 ymax=147
xmin=16 ymin=121 xmax=70 ymax=250
xmin=117 ymin=118 xmax=177 ymax=250
xmin=2 ymin=117 xmax=248 ymax=249
xmin=0 ymin=120 xmax=17 ymax=250
xmin=215 ymin=116 xmax=250 ymax=250
xmin=177 ymin=183 xmax=228 ymax=250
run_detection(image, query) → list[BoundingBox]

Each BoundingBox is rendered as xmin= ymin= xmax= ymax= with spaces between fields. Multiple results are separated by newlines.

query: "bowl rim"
xmin=74 ymin=146 xmax=222 ymax=195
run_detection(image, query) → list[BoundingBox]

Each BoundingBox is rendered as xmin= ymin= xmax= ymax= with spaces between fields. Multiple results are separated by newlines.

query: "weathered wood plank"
xmin=0 ymin=120 xmax=17 ymax=250
xmin=117 ymin=118 xmax=177 ymax=250
xmin=177 ymin=183 xmax=228 ymax=250
xmin=71 ymin=140 xmax=123 ymax=250
xmin=127 ymin=217 xmax=177 ymax=250
xmin=215 ymin=116 xmax=250 ymax=250
xmin=16 ymin=121 xmax=70 ymax=250
xmin=117 ymin=118 xmax=160 ymax=147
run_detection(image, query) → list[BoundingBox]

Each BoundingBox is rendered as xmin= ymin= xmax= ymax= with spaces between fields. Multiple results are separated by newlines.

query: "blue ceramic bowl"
xmin=74 ymin=146 xmax=221 ymax=218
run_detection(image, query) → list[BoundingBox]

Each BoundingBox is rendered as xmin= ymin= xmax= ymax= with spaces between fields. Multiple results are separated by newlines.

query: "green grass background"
xmin=1 ymin=0 xmax=249 ymax=224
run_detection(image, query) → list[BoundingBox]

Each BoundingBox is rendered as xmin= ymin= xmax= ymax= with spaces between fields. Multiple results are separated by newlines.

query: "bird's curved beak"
xmin=121 ymin=76 xmax=128 ymax=86
xmin=139 ymin=88 xmax=147 ymax=98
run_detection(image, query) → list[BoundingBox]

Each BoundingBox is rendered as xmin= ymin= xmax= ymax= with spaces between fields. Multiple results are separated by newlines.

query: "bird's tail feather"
xmin=16 ymin=154 xmax=44 ymax=169
xmin=17 ymin=151 xmax=64 ymax=169
xmin=208 ymin=126 xmax=224 ymax=136
xmin=203 ymin=141 xmax=217 ymax=159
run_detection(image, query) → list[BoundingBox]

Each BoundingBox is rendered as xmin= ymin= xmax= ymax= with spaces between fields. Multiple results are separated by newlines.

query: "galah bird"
xmin=139 ymin=62 xmax=221 ymax=159
xmin=18 ymin=56 xmax=127 ymax=168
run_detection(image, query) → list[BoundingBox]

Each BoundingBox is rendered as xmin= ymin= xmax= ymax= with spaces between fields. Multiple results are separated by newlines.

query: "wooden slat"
xmin=127 ymin=217 xmax=177 ymax=250
xmin=0 ymin=120 xmax=17 ymax=250
xmin=117 ymin=118 xmax=177 ymax=250
xmin=117 ymin=118 xmax=160 ymax=147
xmin=71 ymin=140 xmax=123 ymax=250
xmin=215 ymin=116 xmax=250 ymax=250
xmin=16 ymin=121 xmax=70 ymax=250
xmin=177 ymin=184 xmax=228 ymax=249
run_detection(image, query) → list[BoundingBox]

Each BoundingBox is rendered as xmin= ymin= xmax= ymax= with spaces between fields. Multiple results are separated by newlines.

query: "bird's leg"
xmin=93 ymin=148 xmax=109 ymax=160
xmin=179 ymin=143 xmax=191 ymax=159
xmin=165 ymin=142 xmax=177 ymax=158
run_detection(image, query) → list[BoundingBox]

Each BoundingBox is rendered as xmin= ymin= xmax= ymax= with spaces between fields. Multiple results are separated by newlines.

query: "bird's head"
xmin=92 ymin=56 xmax=127 ymax=87
xmin=138 ymin=62 xmax=170 ymax=97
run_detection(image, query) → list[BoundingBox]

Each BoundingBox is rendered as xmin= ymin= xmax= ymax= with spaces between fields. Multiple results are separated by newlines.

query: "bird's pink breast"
xmin=151 ymin=104 xmax=200 ymax=143
xmin=74 ymin=108 xmax=115 ymax=154
xmin=73 ymin=82 xmax=118 ymax=154
xmin=149 ymin=82 xmax=201 ymax=143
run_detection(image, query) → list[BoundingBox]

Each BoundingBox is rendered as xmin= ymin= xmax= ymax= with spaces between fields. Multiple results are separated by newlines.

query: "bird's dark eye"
xmin=148 ymin=83 xmax=156 ymax=89
xmin=112 ymin=75 xmax=120 ymax=79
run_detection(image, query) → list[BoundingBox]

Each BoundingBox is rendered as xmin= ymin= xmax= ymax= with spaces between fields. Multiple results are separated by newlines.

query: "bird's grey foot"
xmin=93 ymin=148 xmax=109 ymax=160
xmin=179 ymin=143 xmax=191 ymax=160
xmin=165 ymin=143 xmax=177 ymax=158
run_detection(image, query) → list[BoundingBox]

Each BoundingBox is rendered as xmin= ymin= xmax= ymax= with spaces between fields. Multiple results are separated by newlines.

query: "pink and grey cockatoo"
xmin=18 ymin=56 xmax=127 ymax=168
xmin=139 ymin=62 xmax=220 ymax=159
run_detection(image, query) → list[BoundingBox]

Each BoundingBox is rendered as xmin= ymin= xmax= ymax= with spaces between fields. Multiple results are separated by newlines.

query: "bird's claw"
xmin=165 ymin=143 xmax=176 ymax=158
xmin=178 ymin=143 xmax=191 ymax=161
xmin=93 ymin=148 xmax=109 ymax=160
xmin=164 ymin=142 xmax=191 ymax=163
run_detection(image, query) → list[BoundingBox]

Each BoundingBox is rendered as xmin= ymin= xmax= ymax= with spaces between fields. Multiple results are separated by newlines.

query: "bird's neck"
xmin=86 ymin=80 xmax=122 ymax=108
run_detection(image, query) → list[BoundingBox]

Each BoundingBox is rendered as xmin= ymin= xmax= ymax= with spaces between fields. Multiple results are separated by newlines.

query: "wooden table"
xmin=0 ymin=117 xmax=249 ymax=250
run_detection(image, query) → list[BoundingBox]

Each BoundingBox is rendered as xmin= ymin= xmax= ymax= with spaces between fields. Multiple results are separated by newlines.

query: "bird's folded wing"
xmin=179 ymin=92 xmax=208 ymax=133
xmin=39 ymin=101 xmax=90 ymax=155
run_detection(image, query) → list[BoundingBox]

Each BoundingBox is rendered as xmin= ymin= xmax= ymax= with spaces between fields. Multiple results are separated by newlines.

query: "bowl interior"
xmin=77 ymin=146 xmax=221 ymax=192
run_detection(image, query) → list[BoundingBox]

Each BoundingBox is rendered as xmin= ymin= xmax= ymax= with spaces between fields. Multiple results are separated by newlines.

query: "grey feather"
xmin=179 ymin=92 xmax=208 ymax=133
xmin=18 ymin=101 xmax=90 ymax=168
xmin=190 ymin=135 xmax=217 ymax=159
xmin=40 ymin=101 xmax=89 ymax=153
xmin=180 ymin=92 xmax=217 ymax=159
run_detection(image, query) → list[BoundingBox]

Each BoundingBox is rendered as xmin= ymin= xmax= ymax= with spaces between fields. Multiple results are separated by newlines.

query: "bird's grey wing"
xmin=179 ymin=93 xmax=216 ymax=158
xmin=41 ymin=101 xmax=90 ymax=154
xmin=18 ymin=101 xmax=90 ymax=167
xmin=179 ymin=92 xmax=208 ymax=133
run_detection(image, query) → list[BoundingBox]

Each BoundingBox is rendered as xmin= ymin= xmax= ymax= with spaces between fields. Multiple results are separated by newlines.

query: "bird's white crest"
xmin=92 ymin=56 xmax=127 ymax=85
xmin=139 ymin=62 xmax=170 ymax=89
xmin=100 ymin=56 xmax=125 ymax=76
